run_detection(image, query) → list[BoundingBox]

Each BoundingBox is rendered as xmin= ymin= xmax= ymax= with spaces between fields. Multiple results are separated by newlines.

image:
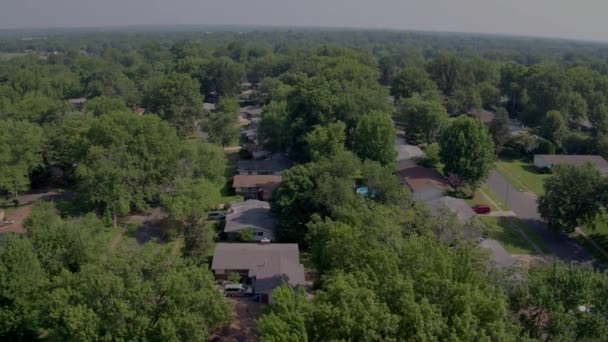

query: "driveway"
xmin=486 ymin=170 xmax=601 ymax=268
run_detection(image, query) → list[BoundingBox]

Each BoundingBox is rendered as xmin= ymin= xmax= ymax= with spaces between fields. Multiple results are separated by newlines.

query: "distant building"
xmin=203 ymin=103 xmax=216 ymax=111
xmin=232 ymin=175 xmax=283 ymax=200
xmin=211 ymin=243 xmax=306 ymax=304
xmin=238 ymin=154 xmax=292 ymax=175
xmin=132 ymin=107 xmax=146 ymax=115
xmin=533 ymin=155 xmax=608 ymax=174
xmin=397 ymin=166 xmax=450 ymax=202
xmin=68 ymin=98 xmax=86 ymax=110
xmin=224 ymin=200 xmax=276 ymax=241
xmin=240 ymin=105 xmax=263 ymax=118
xmin=468 ymin=109 xmax=495 ymax=125
xmin=240 ymin=89 xmax=256 ymax=100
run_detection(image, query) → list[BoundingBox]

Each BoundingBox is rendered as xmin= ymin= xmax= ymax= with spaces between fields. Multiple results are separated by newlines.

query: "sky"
xmin=1 ymin=0 xmax=607 ymax=42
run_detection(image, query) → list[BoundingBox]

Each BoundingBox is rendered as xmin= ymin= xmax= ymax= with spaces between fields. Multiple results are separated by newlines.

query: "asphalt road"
xmin=486 ymin=170 xmax=602 ymax=268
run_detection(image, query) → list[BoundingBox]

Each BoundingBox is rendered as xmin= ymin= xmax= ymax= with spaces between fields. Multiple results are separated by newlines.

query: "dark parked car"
xmin=472 ymin=204 xmax=491 ymax=214
xmin=207 ymin=211 xmax=226 ymax=220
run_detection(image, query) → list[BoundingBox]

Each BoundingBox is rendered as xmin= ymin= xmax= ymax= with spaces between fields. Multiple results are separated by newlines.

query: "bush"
xmin=419 ymin=143 xmax=441 ymax=168
xmin=228 ymin=272 xmax=241 ymax=283
xmin=238 ymin=228 xmax=255 ymax=241
xmin=535 ymin=140 xmax=556 ymax=155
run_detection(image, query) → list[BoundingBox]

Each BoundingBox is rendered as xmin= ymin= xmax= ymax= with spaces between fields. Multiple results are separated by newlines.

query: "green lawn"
xmin=0 ymin=52 xmax=27 ymax=60
xmin=495 ymin=158 xmax=550 ymax=195
xmin=578 ymin=213 xmax=608 ymax=263
xmin=481 ymin=216 xmax=547 ymax=255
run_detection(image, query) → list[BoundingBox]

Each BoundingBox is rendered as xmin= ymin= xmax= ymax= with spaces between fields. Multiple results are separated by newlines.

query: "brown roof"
xmin=468 ymin=109 xmax=495 ymax=124
xmin=536 ymin=155 xmax=608 ymax=169
xmin=233 ymin=175 xmax=282 ymax=188
xmin=211 ymin=243 xmax=305 ymax=293
xmin=397 ymin=166 xmax=449 ymax=191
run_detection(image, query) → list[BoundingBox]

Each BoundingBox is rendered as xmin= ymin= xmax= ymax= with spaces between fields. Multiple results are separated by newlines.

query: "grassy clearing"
xmin=0 ymin=52 xmax=27 ymax=60
xmin=481 ymin=216 xmax=545 ymax=255
xmin=495 ymin=158 xmax=549 ymax=195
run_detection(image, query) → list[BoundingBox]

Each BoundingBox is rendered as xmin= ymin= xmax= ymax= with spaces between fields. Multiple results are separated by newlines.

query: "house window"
xmin=256 ymin=231 xmax=264 ymax=236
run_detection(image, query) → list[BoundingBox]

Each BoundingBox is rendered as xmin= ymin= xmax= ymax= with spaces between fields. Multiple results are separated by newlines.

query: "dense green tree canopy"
xmin=351 ymin=111 xmax=396 ymax=167
xmin=440 ymin=116 xmax=495 ymax=188
xmin=397 ymin=97 xmax=448 ymax=145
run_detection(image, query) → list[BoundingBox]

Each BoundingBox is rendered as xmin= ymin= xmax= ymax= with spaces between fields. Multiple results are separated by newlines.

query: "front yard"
xmin=495 ymin=158 xmax=550 ymax=195
xmin=481 ymin=216 xmax=548 ymax=255
xmin=465 ymin=185 xmax=509 ymax=212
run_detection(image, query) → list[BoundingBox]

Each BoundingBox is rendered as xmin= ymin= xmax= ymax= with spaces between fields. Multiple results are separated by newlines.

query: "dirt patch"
xmin=512 ymin=254 xmax=548 ymax=267
xmin=0 ymin=205 xmax=32 ymax=234
xmin=210 ymin=297 xmax=261 ymax=342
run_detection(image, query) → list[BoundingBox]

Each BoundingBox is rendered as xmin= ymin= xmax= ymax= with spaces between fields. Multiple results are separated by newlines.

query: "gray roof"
xmin=224 ymin=200 xmax=276 ymax=238
xmin=238 ymin=154 xmax=292 ymax=174
xmin=203 ymin=103 xmax=216 ymax=111
xmin=240 ymin=105 xmax=263 ymax=116
xmin=425 ymin=196 xmax=475 ymax=224
xmin=211 ymin=243 xmax=306 ymax=293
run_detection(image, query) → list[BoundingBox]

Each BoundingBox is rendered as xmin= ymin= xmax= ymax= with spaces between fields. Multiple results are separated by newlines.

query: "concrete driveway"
xmin=486 ymin=170 xmax=601 ymax=268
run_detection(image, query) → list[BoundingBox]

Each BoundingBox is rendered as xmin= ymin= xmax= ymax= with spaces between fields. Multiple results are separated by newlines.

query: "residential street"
xmin=486 ymin=170 xmax=602 ymax=268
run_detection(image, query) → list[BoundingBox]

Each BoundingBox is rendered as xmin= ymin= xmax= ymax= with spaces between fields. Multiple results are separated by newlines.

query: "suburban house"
xmin=224 ymin=200 xmax=276 ymax=241
xmin=68 ymin=98 xmax=86 ymax=110
xmin=533 ymin=155 xmax=608 ymax=174
xmin=425 ymin=196 xmax=475 ymax=224
xmin=211 ymin=243 xmax=306 ymax=303
xmin=395 ymin=136 xmax=425 ymax=171
xmin=240 ymin=105 xmax=263 ymax=119
xmin=238 ymin=154 xmax=292 ymax=175
xmin=397 ymin=166 xmax=450 ymax=202
xmin=232 ymin=175 xmax=283 ymax=200
xmin=468 ymin=109 xmax=495 ymax=125
xmin=203 ymin=103 xmax=216 ymax=111
xmin=132 ymin=107 xmax=146 ymax=115
xmin=240 ymin=89 xmax=257 ymax=100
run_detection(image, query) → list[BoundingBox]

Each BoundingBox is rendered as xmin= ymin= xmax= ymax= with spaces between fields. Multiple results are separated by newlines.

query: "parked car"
xmin=224 ymin=283 xmax=253 ymax=297
xmin=207 ymin=211 xmax=226 ymax=221
xmin=472 ymin=204 xmax=491 ymax=214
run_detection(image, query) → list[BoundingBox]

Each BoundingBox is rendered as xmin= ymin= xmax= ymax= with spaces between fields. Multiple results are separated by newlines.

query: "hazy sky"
xmin=2 ymin=0 xmax=607 ymax=42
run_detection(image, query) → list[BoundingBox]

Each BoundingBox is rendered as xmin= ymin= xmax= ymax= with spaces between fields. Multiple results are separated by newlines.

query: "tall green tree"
xmin=397 ymin=97 xmax=448 ymax=144
xmin=143 ymin=73 xmax=205 ymax=136
xmin=76 ymin=112 xmax=180 ymax=226
xmin=538 ymin=164 xmax=604 ymax=232
xmin=540 ymin=110 xmax=568 ymax=146
xmin=82 ymin=95 xmax=128 ymax=116
xmin=489 ymin=107 xmax=511 ymax=153
xmin=0 ymin=119 xmax=45 ymax=200
xmin=390 ymin=66 xmax=438 ymax=100
xmin=42 ymin=243 xmax=231 ymax=341
xmin=204 ymin=97 xmax=239 ymax=146
xmin=304 ymin=121 xmax=346 ymax=162
xmin=439 ymin=116 xmax=495 ymax=188
xmin=0 ymin=234 xmax=47 ymax=339
xmin=589 ymin=103 xmax=608 ymax=136
xmin=257 ymin=285 xmax=309 ymax=342
xmin=351 ymin=111 xmax=395 ymax=167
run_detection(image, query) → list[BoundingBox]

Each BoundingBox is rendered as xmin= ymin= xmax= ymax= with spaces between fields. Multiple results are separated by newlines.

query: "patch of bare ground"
xmin=210 ymin=297 xmax=261 ymax=342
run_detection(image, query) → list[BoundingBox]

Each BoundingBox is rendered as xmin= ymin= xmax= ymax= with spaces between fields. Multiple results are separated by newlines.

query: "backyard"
xmin=495 ymin=158 xmax=550 ymax=195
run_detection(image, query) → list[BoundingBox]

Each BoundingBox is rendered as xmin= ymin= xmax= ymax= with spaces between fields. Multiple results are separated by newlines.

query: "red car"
xmin=472 ymin=204 xmax=491 ymax=214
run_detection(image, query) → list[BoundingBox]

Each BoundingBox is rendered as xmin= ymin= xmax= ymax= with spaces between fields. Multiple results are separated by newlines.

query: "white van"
xmin=224 ymin=283 xmax=253 ymax=297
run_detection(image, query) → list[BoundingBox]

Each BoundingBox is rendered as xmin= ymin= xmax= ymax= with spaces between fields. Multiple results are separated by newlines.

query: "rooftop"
xmin=240 ymin=105 xmax=263 ymax=117
xmin=425 ymin=196 xmax=475 ymax=223
xmin=224 ymin=200 xmax=276 ymax=239
xmin=535 ymin=155 xmax=608 ymax=169
xmin=397 ymin=166 xmax=450 ymax=191
xmin=238 ymin=154 xmax=292 ymax=174
xmin=233 ymin=175 xmax=283 ymax=189
xmin=469 ymin=109 xmax=495 ymax=124
xmin=211 ymin=243 xmax=306 ymax=293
